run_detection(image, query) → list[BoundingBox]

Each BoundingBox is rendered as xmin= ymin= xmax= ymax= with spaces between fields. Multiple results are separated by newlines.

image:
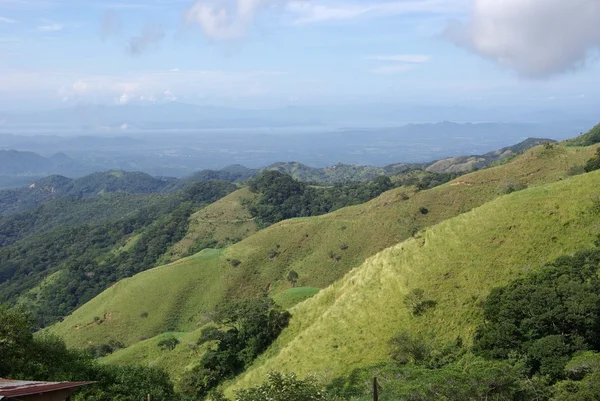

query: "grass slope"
xmin=51 ymin=144 xmax=597 ymax=377
xmin=160 ymin=188 xmax=258 ymax=264
xmin=231 ymin=169 xmax=600 ymax=391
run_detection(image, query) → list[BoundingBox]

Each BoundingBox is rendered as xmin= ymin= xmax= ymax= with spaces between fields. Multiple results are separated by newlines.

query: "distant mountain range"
xmin=0 ymin=137 xmax=554 ymax=216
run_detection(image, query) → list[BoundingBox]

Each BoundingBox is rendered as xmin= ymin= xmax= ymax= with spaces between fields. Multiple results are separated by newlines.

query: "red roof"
xmin=0 ymin=379 xmax=94 ymax=398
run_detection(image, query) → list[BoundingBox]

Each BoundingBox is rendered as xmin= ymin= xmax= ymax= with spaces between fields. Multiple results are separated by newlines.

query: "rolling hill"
xmin=230 ymin=168 xmax=600 ymax=391
xmin=49 ymin=142 xmax=598 ymax=382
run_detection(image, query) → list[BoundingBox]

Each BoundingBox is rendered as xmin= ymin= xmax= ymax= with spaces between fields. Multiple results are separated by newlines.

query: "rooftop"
xmin=0 ymin=379 xmax=94 ymax=398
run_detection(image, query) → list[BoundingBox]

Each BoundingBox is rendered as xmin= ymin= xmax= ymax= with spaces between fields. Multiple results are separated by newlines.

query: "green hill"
xmin=159 ymin=188 xmax=258 ymax=264
xmin=230 ymin=168 xmax=600 ymax=392
xmin=50 ymin=143 xmax=598 ymax=379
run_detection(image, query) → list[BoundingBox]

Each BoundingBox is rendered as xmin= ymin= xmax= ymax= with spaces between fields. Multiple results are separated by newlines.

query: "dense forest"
xmin=0 ymin=180 xmax=237 ymax=327
xmin=245 ymin=170 xmax=457 ymax=226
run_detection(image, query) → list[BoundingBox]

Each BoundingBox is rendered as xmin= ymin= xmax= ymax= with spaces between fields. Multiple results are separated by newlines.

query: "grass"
xmin=229 ymin=169 xmax=600 ymax=392
xmin=50 ymin=143 xmax=599 ymax=380
xmin=102 ymin=328 xmax=212 ymax=384
xmin=272 ymin=287 xmax=321 ymax=309
xmin=159 ymin=188 xmax=258 ymax=264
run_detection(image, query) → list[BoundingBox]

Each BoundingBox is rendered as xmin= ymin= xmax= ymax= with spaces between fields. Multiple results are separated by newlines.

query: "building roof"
xmin=0 ymin=379 xmax=94 ymax=398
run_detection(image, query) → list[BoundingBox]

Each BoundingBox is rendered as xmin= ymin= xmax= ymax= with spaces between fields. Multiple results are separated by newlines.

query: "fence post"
xmin=373 ymin=377 xmax=379 ymax=401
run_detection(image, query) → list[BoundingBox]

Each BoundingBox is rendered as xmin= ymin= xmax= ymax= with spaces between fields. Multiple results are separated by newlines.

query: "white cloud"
xmin=288 ymin=0 xmax=466 ymax=25
xmin=0 ymin=16 xmax=18 ymax=23
xmin=371 ymin=65 xmax=416 ymax=74
xmin=368 ymin=54 xmax=431 ymax=74
xmin=186 ymin=0 xmax=281 ymax=40
xmin=164 ymin=90 xmax=177 ymax=101
xmin=368 ymin=54 xmax=431 ymax=63
xmin=118 ymin=92 xmax=132 ymax=104
xmin=445 ymin=0 xmax=600 ymax=78
xmin=37 ymin=23 xmax=63 ymax=31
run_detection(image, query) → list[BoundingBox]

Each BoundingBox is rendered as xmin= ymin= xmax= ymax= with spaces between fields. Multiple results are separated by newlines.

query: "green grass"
xmin=101 ymin=328 xmax=212 ymax=385
xmin=50 ymin=143 xmax=599 ymax=380
xmin=159 ymin=188 xmax=258 ymax=264
xmin=229 ymin=169 xmax=600 ymax=392
xmin=272 ymin=287 xmax=320 ymax=309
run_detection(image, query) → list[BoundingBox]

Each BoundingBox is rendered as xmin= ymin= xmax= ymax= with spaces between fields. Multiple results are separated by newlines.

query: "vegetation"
xmin=247 ymin=171 xmax=394 ymax=226
xmin=0 ymin=305 xmax=179 ymax=401
xmin=230 ymin=169 xmax=600 ymax=391
xmin=569 ymin=122 xmax=600 ymax=146
xmin=474 ymin=248 xmax=600 ymax=381
xmin=179 ymin=299 xmax=290 ymax=398
xmin=0 ymin=180 xmax=236 ymax=327
xmin=49 ymin=142 xmax=598 ymax=381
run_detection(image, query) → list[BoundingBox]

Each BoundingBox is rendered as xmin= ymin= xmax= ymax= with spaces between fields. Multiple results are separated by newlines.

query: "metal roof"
xmin=0 ymin=379 xmax=94 ymax=398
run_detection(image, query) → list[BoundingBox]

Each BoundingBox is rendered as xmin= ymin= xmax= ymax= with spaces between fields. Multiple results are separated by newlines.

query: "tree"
xmin=181 ymin=299 xmax=291 ymax=399
xmin=474 ymin=249 xmax=600 ymax=381
xmin=287 ymin=270 xmax=299 ymax=287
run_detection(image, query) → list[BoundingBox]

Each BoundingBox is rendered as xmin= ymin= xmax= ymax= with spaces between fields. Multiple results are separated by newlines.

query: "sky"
xmin=0 ymin=0 xmax=599 ymax=111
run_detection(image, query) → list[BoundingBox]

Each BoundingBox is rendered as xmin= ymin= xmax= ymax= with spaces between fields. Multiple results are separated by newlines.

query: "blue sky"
xmin=0 ymin=0 xmax=599 ymax=112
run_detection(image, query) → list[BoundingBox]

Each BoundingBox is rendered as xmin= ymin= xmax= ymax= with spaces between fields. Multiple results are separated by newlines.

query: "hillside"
xmin=425 ymin=137 xmax=554 ymax=173
xmin=159 ymin=188 xmax=258 ymax=263
xmin=50 ymin=143 xmax=598 ymax=377
xmin=231 ymin=168 xmax=600 ymax=391
xmin=0 ymin=171 xmax=172 ymax=216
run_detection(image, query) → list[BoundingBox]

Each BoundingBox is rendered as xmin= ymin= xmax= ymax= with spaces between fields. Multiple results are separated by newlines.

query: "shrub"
xmin=229 ymin=259 xmax=241 ymax=267
xmin=157 ymin=337 xmax=179 ymax=351
xmin=419 ymin=207 xmax=429 ymax=215
xmin=234 ymin=372 xmax=335 ymax=401
xmin=389 ymin=332 xmax=431 ymax=365
xmin=339 ymin=243 xmax=349 ymax=251
xmin=403 ymin=289 xmax=437 ymax=316
xmin=287 ymin=270 xmax=299 ymax=287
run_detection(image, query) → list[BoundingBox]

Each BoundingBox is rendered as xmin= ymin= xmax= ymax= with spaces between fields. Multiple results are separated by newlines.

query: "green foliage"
xmin=0 ymin=305 xmax=178 ymax=400
xmin=585 ymin=148 xmax=600 ymax=172
xmin=327 ymin=354 xmax=546 ymax=401
xmin=234 ymin=372 xmax=335 ymax=401
xmin=287 ymin=270 xmax=299 ymax=287
xmin=87 ymin=339 xmax=125 ymax=358
xmin=474 ymin=248 xmax=600 ymax=381
xmin=403 ymin=289 xmax=437 ymax=316
xmin=158 ymin=337 xmax=180 ymax=351
xmin=389 ymin=332 xmax=432 ymax=365
xmin=569 ymin=123 xmax=600 ymax=146
xmin=181 ymin=299 xmax=291 ymax=398
xmin=552 ymin=352 xmax=600 ymax=400
xmin=0 ymin=180 xmax=236 ymax=327
xmin=247 ymin=171 xmax=394 ymax=226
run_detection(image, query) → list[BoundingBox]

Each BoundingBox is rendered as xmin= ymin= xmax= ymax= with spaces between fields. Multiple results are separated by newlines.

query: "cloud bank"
xmin=446 ymin=0 xmax=600 ymax=78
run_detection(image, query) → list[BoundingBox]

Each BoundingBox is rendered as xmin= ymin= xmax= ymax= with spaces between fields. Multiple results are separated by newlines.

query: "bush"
xmin=584 ymin=148 xmax=600 ymax=172
xmin=157 ymin=337 xmax=180 ymax=351
xmin=403 ymin=289 xmax=437 ymax=316
xmin=419 ymin=207 xmax=429 ymax=215
xmin=235 ymin=372 xmax=335 ymax=401
xmin=229 ymin=259 xmax=241 ymax=267
xmin=389 ymin=332 xmax=431 ymax=365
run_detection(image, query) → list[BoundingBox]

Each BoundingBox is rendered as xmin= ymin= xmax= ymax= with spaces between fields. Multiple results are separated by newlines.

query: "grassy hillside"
xmin=51 ymin=143 xmax=597 ymax=377
xmin=159 ymin=188 xmax=258 ymax=264
xmin=231 ymin=169 xmax=600 ymax=391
